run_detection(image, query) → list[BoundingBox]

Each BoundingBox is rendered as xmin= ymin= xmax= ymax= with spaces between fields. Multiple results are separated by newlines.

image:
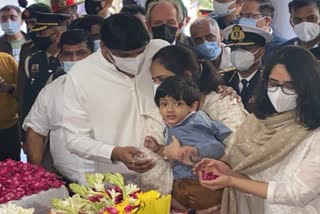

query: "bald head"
xmin=190 ymin=17 xmax=222 ymax=46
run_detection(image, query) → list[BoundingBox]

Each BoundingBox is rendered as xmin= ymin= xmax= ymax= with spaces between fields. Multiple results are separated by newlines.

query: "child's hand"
xmin=144 ymin=136 xmax=160 ymax=152
xmin=180 ymin=146 xmax=200 ymax=166
xmin=163 ymin=136 xmax=184 ymax=161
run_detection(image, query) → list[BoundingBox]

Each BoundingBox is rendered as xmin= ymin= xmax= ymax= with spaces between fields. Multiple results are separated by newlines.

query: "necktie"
xmin=241 ymin=79 xmax=249 ymax=96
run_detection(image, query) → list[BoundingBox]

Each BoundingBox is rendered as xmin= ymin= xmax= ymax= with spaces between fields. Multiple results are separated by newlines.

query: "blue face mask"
xmin=63 ymin=61 xmax=77 ymax=73
xmin=1 ymin=20 xmax=21 ymax=35
xmin=239 ymin=17 xmax=265 ymax=27
xmin=196 ymin=41 xmax=222 ymax=60
xmin=93 ymin=39 xmax=100 ymax=52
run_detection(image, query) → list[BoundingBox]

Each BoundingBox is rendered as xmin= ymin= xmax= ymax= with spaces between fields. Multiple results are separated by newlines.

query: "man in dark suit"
xmin=222 ymin=24 xmax=272 ymax=112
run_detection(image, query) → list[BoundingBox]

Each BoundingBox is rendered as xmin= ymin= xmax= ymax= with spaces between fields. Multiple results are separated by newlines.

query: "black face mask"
xmin=85 ymin=0 xmax=103 ymax=15
xmin=151 ymin=24 xmax=178 ymax=44
xmin=32 ymin=35 xmax=53 ymax=50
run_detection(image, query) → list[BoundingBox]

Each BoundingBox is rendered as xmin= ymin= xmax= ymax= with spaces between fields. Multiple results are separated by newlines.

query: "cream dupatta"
xmin=221 ymin=111 xmax=311 ymax=214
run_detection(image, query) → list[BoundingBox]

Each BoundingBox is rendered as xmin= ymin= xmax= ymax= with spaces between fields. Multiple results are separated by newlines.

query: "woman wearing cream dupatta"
xmin=194 ymin=46 xmax=320 ymax=214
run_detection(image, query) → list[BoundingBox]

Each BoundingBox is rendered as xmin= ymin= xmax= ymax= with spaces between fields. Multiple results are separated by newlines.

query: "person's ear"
xmin=264 ymin=16 xmax=272 ymax=27
xmin=146 ymin=20 xmax=153 ymax=34
xmin=191 ymin=101 xmax=199 ymax=111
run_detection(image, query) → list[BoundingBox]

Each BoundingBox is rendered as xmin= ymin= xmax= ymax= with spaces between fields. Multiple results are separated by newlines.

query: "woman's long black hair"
xmin=253 ymin=45 xmax=320 ymax=130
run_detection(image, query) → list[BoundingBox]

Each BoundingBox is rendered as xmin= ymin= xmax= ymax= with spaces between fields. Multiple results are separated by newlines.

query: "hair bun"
xmin=18 ymin=0 xmax=28 ymax=8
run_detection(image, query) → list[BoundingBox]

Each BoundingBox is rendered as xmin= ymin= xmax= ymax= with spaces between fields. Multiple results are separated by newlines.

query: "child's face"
xmin=159 ymin=96 xmax=198 ymax=126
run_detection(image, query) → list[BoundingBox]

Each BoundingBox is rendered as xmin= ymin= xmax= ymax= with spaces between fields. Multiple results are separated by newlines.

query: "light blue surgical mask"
xmin=196 ymin=41 xmax=222 ymax=60
xmin=239 ymin=17 xmax=265 ymax=28
xmin=63 ymin=61 xmax=77 ymax=73
xmin=93 ymin=39 xmax=100 ymax=52
xmin=1 ymin=20 xmax=21 ymax=35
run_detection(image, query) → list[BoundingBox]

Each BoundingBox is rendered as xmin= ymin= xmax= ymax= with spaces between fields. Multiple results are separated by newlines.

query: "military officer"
xmin=17 ymin=3 xmax=53 ymax=144
xmin=21 ymin=12 xmax=70 ymax=128
xmin=50 ymin=0 xmax=84 ymax=22
xmin=222 ymin=24 xmax=272 ymax=113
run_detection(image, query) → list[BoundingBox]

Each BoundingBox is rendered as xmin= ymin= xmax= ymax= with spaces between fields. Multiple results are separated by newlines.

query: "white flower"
xmin=125 ymin=184 xmax=140 ymax=195
xmin=0 ymin=203 xmax=34 ymax=214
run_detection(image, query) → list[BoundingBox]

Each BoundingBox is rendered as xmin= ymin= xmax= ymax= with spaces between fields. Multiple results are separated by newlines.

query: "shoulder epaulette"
xmin=219 ymin=66 xmax=237 ymax=75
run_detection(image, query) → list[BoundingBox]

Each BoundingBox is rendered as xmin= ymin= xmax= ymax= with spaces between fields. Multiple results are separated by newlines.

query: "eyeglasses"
xmin=265 ymin=80 xmax=296 ymax=95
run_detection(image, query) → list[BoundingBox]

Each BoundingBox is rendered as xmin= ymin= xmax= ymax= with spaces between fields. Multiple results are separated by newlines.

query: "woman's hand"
xmin=193 ymin=158 xmax=233 ymax=176
xmin=199 ymin=170 xmax=232 ymax=191
xmin=193 ymin=159 xmax=233 ymax=191
xmin=217 ymin=85 xmax=241 ymax=103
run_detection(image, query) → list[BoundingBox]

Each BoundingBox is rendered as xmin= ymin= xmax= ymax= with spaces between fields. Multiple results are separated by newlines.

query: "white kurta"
xmin=237 ymin=128 xmax=320 ymax=214
xmin=23 ymin=76 xmax=95 ymax=184
xmin=62 ymin=39 xmax=169 ymax=182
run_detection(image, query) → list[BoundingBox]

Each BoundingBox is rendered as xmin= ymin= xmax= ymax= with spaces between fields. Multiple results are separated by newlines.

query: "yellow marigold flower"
xmin=137 ymin=191 xmax=160 ymax=204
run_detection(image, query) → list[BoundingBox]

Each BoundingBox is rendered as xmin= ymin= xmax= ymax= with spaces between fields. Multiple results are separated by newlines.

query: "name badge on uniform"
xmin=31 ymin=64 xmax=39 ymax=73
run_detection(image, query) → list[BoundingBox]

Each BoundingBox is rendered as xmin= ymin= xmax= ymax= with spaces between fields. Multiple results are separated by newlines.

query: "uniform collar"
xmin=237 ymin=70 xmax=258 ymax=83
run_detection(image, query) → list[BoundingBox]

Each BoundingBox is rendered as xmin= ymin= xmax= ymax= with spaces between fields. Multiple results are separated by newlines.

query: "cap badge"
xmin=230 ymin=25 xmax=246 ymax=42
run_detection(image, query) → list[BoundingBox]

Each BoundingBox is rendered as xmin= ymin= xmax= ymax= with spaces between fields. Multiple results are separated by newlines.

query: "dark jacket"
xmin=21 ymin=51 xmax=61 ymax=133
xmin=310 ymin=46 xmax=320 ymax=60
xmin=0 ymin=34 xmax=12 ymax=55
xmin=223 ymin=69 xmax=262 ymax=113
xmin=16 ymin=41 xmax=39 ymax=142
xmin=0 ymin=33 xmax=27 ymax=56
xmin=263 ymin=32 xmax=287 ymax=65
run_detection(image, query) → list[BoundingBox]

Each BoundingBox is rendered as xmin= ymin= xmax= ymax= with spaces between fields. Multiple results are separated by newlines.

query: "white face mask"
xmin=93 ymin=40 xmax=100 ymax=52
xmin=268 ymin=87 xmax=298 ymax=113
xmin=293 ymin=22 xmax=320 ymax=42
xmin=213 ymin=0 xmax=236 ymax=17
xmin=63 ymin=61 xmax=77 ymax=73
xmin=230 ymin=48 xmax=260 ymax=71
xmin=111 ymin=51 xmax=145 ymax=75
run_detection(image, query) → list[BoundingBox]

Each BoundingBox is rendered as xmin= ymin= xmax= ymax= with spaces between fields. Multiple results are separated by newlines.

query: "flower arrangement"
xmin=51 ymin=173 xmax=171 ymax=214
xmin=0 ymin=159 xmax=63 ymax=204
xmin=0 ymin=203 xmax=34 ymax=214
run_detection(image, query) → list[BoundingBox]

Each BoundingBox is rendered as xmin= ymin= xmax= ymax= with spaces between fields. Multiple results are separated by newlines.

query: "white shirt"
xmin=23 ymin=76 xmax=95 ymax=184
xmin=62 ymin=39 xmax=169 ymax=182
xmin=237 ymin=70 xmax=258 ymax=92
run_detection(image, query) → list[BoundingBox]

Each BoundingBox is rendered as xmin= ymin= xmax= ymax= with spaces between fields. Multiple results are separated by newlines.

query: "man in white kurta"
xmin=62 ymin=13 xmax=169 ymax=183
xmin=23 ymin=29 xmax=96 ymax=184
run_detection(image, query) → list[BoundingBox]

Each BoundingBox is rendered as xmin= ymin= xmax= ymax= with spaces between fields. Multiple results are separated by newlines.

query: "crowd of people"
xmin=0 ymin=0 xmax=319 ymax=213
